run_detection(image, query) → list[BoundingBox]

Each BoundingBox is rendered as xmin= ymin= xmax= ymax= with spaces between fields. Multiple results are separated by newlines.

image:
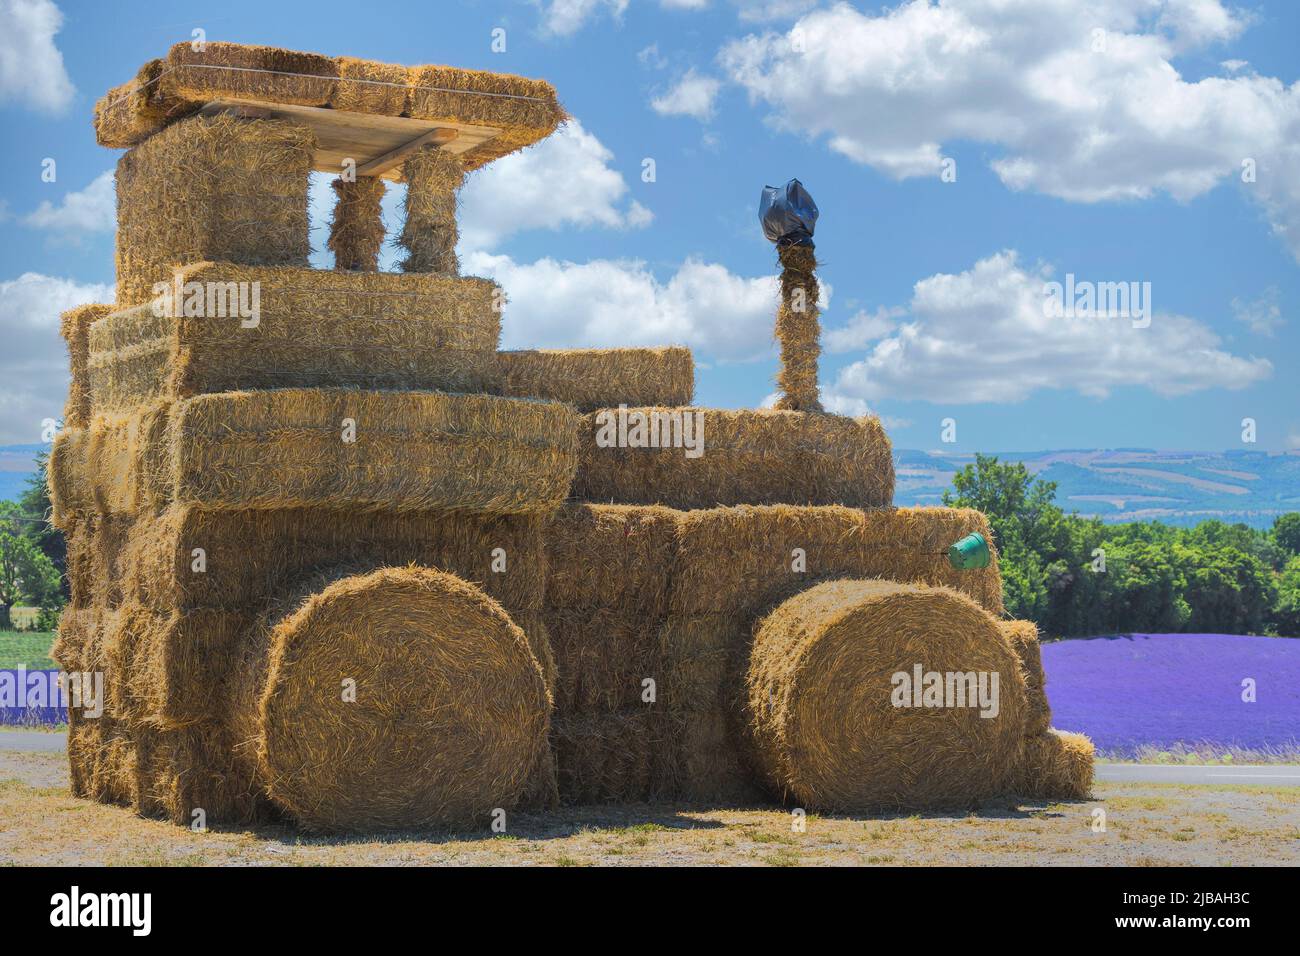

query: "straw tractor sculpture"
xmin=49 ymin=43 xmax=1092 ymax=831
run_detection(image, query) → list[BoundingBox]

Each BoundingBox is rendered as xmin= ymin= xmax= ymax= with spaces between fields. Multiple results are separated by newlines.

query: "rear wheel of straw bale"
xmin=233 ymin=567 xmax=551 ymax=831
xmin=746 ymin=579 xmax=1029 ymax=810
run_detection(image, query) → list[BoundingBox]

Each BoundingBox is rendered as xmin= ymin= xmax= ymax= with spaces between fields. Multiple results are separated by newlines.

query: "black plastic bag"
xmin=759 ymin=179 xmax=818 ymax=247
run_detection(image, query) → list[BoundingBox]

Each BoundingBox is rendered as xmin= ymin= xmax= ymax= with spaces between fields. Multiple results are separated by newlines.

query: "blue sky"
xmin=0 ymin=0 xmax=1297 ymax=453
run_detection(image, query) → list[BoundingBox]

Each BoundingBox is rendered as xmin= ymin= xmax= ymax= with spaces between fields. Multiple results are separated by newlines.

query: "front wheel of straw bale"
xmin=235 ymin=567 xmax=551 ymax=831
xmin=746 ymin=579 xmax=1029 ymax=811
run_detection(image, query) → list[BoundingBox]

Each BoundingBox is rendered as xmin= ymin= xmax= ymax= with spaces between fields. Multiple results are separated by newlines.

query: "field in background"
xmin=0 ymin=631 xmax=55 ymax=669
xmin=1043 ymin=634 xmax=1300 ymax=759
xmin=1 ymin=750 xmax=1294 ymax=866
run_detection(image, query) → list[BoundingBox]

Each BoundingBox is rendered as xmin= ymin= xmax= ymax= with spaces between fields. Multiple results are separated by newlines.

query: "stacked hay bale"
xmin=56 ymin=42 xmax=1091 ymax=830
xmin=54 ymin=46 xmax=578 ymax=829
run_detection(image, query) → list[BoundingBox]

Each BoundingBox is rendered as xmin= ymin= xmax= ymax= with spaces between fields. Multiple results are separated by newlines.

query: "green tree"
xmin=0 ymin=501 xmax=62 ymax=630
xmin=18 ymin=451 xmax=67 ymax=598
xmin=1273 ymin=556 xmax=1300 ymax=637
xmin=1274 ymin=513 xmax=1300 ymax=557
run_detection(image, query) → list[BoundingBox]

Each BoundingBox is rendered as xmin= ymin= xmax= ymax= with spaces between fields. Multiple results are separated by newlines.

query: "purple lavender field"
xmin=1042 ymin=634 xmax=1300 ymax=758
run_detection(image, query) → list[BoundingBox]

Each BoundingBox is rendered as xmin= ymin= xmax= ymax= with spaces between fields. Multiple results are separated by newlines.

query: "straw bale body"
xmin=1016 ymin=730 xmax=1095 ymax=800
xmin=399 ymin=147 xmax=464 ymax=275
xmin=497 ymin=348 xmax=694 ymax=410
xmin=1002 ymin=620 xmax=1052 ymax=736
xmin=747 ymin=579 xmax=1029 ymax=810
xmin=94 ymin=45 xmax=566 ymax=170
xmin=114 ymin=114 xmax=313 ymax=307
xmin=572 ymin=408 xmax=893 ymax=510
xmin=87 ymin=263 xmax=502 ymax=411
xmin=49 ymin=389 xmax=578 ymax=520
xmin=773 ymin=244 xmax=822 ymax=412
xmin=328 ymin=177 xmax=386 ymax=271
xmin=228 ymin=567 xmax=551 ymax=830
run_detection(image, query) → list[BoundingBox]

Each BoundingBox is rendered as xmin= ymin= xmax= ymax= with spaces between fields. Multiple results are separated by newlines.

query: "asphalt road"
xmin=1 ymin=731 xmax=1297 ymax=786
xmin=1094 ymin=762 xmax=1300 ymax=785
xmin=0 ymin=729 xmax=66 ymax=753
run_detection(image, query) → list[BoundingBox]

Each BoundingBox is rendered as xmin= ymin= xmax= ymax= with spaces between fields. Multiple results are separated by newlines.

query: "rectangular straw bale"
xmin=173 ymin=388 xmax=577 ymax=514
xmin=669 ymin=505 xmax=1003 ymax=618
xmin=656 ymin=613 xmax=741 ymax=713
xmin=497 ymin=348 xmax=694 ymax=411
xmin=131 ymin=722 xmax=269 ymax=825
xmin=48 ymin=402 xmax=173 ymax=523
xmin=60 ymin=304 xmax=115 ymax=427
xmin=407 ymin=64 xmax=564 ymax=170
xmin=330 ymin=56 xmax=409 ymax=115
xmin=61 ymin=513 xmax=134 ymax=608
xmin=122 ymin=506 xmax=548 ymax=617
xmin=545 ymin=607 xmax=659 ymax=714
xmin=112 ymin=605 xmax=252 ymax=729
xmin=94 ymin=58 xmax=198 ymax=148
xmin=551 ymin=710 xmax=667 ymax=804
xmin=54 ymin=389 xmax=578 ymax=517
xmin=115 ymin=113 xmax=313 ymax=307
xmin=572 ymin=408 xmax=894 ymax=509
xmin=88 ymin=263 xmax=503 ymax=412
xmin=163 ymin=42 xmax=337 ymax=106
xmin=669 ymin=707 xmax=763 ymax=804
xmin=544 ymin=504 xmax=679 ymax=615
xmin=1002 ymin=620 xmax=1051 ymax=736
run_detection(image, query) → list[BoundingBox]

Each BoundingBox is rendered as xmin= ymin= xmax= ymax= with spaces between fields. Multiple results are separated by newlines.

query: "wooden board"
xmin=200 ymin=99 xmax=502 ymax=181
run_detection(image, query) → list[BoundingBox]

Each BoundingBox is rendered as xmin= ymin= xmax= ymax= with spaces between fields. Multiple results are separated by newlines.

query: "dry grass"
xmin=3 ymin=750 xmax=1295 ymax=866
xmin=497 ymin=348 xmax=695 ymax=411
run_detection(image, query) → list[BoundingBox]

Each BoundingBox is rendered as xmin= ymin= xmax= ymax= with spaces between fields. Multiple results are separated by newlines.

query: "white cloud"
xmin=23 ymin=170 xmax=116 ymax=237
xmin=827 ymin=250 xmax=1271 ymax=405
xmin=719 ymin=0 xmax=1300 ymax=261
xmin=0 ymin=273 xmax=114 ymax=444
xmin=662 ymin=0 xmax=709 ymax=9
xmin=538 ymin=0 xmax=629 ymax=36
xmin=1231 ymin=287 xmax=1283 ymax=337
xmin=0 ymin=0 xmax=74 ymax=113
xmin=651 ymin=69 xmax=722 ymax=120
xmin=464 ymin=250 xmax=779 ymax=359
xmin=459 ymin=120 xmax=652 ymax=249
xmin=824 ymin=306 xmax=903 ymax=353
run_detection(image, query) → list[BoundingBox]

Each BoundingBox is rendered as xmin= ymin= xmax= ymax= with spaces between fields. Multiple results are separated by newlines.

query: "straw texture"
xmin=573 ymin=408 xmax=893 ymax=509
xmin=747 ymin=579 xmax=1029 ymax=810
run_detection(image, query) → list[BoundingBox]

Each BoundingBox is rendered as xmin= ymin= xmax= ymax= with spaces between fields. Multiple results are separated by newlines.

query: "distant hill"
xmin=895 ymin=448 xmax=1300 ymax=528
xmin=3 ymin=443 xmax=1297 ymax=527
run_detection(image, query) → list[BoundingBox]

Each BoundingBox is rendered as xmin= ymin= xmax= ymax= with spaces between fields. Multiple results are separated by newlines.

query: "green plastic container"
xmin=947 ymin=532 xmax=990 ymax=570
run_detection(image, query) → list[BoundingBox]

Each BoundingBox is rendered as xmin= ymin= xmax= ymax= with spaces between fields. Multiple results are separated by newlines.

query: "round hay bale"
xmin=1016 ymin=730 xmax=1094 ymax=800
xmin=234 ymin=566 xmax=551 ymax=831
xmin=746 ymin=579 xmax=1029 ymax=810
